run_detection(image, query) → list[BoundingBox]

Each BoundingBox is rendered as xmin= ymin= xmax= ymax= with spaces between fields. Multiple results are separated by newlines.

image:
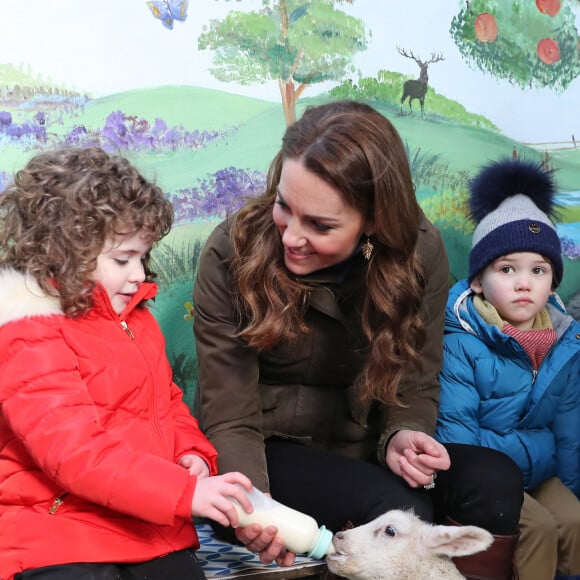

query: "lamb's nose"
xmin=335 ymin=531 xmax=345 ymax=539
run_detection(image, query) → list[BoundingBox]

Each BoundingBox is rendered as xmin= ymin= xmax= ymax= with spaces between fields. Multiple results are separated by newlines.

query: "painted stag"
xmin=397 ymin=47 xmax=445 ymax=117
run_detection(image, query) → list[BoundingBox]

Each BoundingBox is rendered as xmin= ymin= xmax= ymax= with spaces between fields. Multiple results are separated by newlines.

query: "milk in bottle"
xmin=231 ymin=486 xmax=335 ymax=558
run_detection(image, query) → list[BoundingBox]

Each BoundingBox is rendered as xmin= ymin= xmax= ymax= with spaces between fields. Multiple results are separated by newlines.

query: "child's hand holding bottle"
xmin=191 ymin=472 xmax=253 ymax=527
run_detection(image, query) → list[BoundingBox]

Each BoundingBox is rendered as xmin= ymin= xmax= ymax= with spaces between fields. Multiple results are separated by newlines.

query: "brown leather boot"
xmin=446 ymin=518 xmax=520 ymax=580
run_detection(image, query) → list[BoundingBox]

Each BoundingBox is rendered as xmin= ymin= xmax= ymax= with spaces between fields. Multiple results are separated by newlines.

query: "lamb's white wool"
xmin=326 ymin=509 xmax=493 ymax=580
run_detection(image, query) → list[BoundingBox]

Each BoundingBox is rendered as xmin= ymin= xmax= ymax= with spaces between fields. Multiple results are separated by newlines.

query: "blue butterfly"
xmin=147 ymin=0 xmax=188 ymax=30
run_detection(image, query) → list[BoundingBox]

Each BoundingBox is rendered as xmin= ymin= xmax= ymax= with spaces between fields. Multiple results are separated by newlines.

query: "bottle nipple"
xmin=309 ymin=525 xmax=335 ymax=558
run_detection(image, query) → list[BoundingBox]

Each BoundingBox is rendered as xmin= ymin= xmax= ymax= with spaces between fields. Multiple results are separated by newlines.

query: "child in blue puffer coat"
xmin=435 ymin=159 xmax=580 ymax=580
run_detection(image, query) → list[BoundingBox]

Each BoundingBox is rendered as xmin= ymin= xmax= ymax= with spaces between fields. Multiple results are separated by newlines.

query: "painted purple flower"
xmin=170 ymin=167 xmax=266 ymax=223
xmin=0 ymin=111 xmax=12 ymax=126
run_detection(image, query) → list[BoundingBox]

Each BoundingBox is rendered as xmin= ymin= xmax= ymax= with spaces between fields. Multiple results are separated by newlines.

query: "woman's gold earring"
xmin=362 ymin=237 xmax=374 ymax=260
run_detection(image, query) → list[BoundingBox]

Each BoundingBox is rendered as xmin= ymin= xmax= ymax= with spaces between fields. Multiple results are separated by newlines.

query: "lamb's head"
xmin=326 ymin=509 xmax=493 ymax=580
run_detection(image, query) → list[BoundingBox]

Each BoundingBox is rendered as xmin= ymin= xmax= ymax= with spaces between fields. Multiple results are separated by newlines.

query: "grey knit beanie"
xmin=468 ymin=159 xmax=563 ymax=286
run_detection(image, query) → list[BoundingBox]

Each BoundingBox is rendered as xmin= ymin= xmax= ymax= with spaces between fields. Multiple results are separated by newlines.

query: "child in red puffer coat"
xmin=0 ymin=147 xmax=253 ymax=580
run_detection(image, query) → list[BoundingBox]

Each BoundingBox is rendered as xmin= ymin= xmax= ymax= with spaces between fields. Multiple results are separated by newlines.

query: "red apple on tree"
xmin=536 ymin=0 xmax=561 ymax=17
xmin=474 ymin=12 xmax=498 ymax=42
xmin=537 ymin=38 xmax=561 ymax=64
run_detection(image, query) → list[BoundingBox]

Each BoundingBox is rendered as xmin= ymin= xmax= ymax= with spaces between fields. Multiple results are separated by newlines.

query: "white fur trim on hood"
xmin=0 ymin=268 xmax=63 ymax=327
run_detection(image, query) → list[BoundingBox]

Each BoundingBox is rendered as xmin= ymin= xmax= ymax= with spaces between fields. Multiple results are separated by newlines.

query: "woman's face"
xmin=272 ymin=158 xmax=368 ymax=276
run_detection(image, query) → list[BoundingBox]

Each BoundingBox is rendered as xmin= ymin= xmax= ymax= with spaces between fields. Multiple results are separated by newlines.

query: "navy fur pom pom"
xmin=469 ymin=158 xmax=557 ymax=224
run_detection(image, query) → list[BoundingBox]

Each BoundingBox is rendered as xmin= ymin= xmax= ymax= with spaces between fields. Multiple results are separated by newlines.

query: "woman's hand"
xmin=235 ymin=524 xmax=297 ymax=567
xmin=385 ymin=429 xmax=450 ymax=488
xmin=191 ymin=472 xmax=253 ymax=527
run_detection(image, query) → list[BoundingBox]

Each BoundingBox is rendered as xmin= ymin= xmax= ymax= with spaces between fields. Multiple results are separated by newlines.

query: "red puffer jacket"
xmin=0 ymin=268 xmax=217 ymax=580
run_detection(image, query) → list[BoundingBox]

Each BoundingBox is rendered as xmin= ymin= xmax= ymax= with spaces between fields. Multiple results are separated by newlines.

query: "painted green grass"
xmin=73 ymin=86 xmax=275 ymax=132
xmin=4 ymin=84 xmax=580 ymax=189
xmin=77 ymin=88 xmax=285 ymax=191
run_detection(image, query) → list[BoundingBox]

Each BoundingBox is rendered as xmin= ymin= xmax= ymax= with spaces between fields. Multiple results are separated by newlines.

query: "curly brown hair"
xmin=0 ymin=147 xmax=173 ymax=317
xmin=231 ymin=100 xmax=426 ymax=405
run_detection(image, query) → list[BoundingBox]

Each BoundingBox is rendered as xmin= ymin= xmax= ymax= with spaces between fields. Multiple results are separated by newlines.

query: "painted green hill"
xmin=71 ymin=87 xmax=553 ymax=188
xmin=2 ymin=82 xmax=580 ymax=195
xmin=79 ymin=85 xmax=276 ymax=132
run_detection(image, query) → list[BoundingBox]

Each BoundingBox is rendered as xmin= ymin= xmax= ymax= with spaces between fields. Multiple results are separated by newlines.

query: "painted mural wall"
xmin=1 ymin=0 xmax=579 ymax=403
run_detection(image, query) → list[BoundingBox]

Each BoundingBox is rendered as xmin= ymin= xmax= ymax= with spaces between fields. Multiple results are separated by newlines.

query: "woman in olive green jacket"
xmin=193 ymin=101 xmax=523 ymax=579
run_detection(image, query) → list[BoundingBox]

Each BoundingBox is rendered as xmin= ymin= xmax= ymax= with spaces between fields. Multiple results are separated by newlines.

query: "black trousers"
xmin=265 ymin=439 xmax=523 ymax=536
xmin=14 ymin=549 xmax=206 ymax=580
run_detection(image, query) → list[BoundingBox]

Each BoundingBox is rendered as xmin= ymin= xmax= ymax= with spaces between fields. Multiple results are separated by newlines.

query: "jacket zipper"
xmin=121 ymin=321 xmax=135 ymax=339
xmin=530 ymin=336 xmax=560 ymax=385
xmin=121 ymin=308 xmax=169 ymax=459
xmin=121 ymin=314 xmax=169 ymax=458
xmin=48 ymin=492 xmax=68 ymax=514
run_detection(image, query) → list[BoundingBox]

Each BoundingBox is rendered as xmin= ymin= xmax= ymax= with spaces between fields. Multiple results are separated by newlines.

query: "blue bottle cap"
xmin=308 ymin=525 xmax=334 ymax=559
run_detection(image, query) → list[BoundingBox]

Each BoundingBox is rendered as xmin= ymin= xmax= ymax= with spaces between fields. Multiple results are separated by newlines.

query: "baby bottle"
xmin=231 ymin=486 xmax=335 ymax=558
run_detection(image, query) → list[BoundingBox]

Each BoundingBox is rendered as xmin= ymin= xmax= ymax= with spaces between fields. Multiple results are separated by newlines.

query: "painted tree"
xmin=451 ymin=0 xmax=580 ymax=92
xmin=197 ymin=0 xmax=367 ymax=125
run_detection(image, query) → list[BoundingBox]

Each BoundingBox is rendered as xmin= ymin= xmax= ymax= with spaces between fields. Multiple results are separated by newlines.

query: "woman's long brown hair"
xmin=231 ymin=101 xmax=425 ymax=404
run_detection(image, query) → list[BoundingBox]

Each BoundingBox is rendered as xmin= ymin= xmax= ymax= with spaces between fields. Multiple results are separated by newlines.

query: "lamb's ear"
xmin=423 ymin=525 xmax=493 ymax=558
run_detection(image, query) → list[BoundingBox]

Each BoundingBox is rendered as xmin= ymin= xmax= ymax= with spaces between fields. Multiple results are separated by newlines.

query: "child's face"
xmin=470 ymin=252 xmax=553 ymax=331
xmin=92 ymin=231 xmax=152 ymax=315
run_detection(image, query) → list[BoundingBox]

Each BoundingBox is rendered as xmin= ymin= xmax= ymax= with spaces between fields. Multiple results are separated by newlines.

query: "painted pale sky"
xmin=1 ymin=0 xmax=579 ymax=143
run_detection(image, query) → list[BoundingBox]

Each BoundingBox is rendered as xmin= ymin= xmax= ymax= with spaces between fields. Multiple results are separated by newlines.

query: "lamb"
xmin=325 ymin=509 xmax=493 ymax=580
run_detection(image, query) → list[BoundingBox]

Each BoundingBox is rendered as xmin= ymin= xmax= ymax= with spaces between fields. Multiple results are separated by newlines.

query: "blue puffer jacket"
xmin=435 ymin=279 xmax=580 ymax=496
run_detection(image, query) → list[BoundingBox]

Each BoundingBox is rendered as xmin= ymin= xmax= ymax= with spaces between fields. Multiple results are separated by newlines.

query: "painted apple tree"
xmin=451 ymin=0 xmax=580 ymax=92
